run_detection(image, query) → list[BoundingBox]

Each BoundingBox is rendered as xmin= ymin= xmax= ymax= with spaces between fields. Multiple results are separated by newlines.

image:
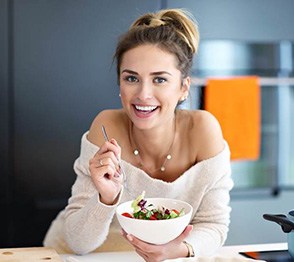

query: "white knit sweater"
xmin=43 ymin=132 xmax=233 ymax=256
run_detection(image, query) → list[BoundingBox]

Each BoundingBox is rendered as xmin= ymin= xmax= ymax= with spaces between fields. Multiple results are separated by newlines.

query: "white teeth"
xmin=135 ymin=105 xmax=157 ymax=111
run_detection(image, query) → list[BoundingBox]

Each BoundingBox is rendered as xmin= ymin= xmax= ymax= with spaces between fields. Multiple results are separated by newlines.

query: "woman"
xmin=44 ymin=8 xmax=233 ymax=261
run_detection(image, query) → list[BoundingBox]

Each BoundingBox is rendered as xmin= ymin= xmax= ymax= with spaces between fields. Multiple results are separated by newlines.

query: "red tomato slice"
xmin=171 ymin=209 xmax=180 ymax=215
xmin=149 ymin=215 xmax=157 ymax=220
xmin=122 ymin=212 xmax=133 ymax=218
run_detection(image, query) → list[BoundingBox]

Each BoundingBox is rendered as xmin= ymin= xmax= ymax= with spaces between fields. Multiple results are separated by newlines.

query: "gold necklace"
xmin=129 ymin=118 xmax=176 ymax=173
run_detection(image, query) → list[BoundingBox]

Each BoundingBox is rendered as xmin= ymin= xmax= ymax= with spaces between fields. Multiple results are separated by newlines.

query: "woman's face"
xmin=119 ymin=44 xmax=190 ymax=130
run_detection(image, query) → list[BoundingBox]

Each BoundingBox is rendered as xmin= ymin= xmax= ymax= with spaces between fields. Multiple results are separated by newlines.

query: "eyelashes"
xmin=123 ymin=75 xmax=139 ymax=83
xmin=122 ymin=75 xmax=167 ymax=84
xmin=154 ymin=77 xmax=167 ymax=84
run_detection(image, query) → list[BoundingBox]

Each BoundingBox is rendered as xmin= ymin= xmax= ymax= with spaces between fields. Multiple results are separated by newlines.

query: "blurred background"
xmin=0 ymin=0 xmax=294 ymax=248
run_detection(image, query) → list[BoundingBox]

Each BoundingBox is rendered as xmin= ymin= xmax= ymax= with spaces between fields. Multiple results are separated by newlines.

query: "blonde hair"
xmin=114 ymin=8 xmax=200 ymax=79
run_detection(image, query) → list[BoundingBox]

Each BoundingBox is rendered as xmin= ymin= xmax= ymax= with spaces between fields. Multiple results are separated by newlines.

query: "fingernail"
xmin=126 ymin=234 xmax=133 ymax=242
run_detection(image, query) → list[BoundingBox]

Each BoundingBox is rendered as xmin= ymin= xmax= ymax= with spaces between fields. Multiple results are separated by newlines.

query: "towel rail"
xmin=191 ymin=77 xmax=294 ymax=86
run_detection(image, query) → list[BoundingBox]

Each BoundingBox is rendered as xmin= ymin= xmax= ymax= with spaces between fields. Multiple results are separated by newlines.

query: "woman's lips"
xmin=133 ymin=105 xmax=159 ymax=118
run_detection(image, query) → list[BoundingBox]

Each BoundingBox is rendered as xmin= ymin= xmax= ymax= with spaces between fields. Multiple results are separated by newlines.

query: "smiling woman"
xmin=43 ymin=8 xmax=233 ymax=261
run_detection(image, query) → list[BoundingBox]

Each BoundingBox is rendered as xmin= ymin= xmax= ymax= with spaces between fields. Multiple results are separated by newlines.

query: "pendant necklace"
xmin=129 ymin=118 xmax=176 ymax=173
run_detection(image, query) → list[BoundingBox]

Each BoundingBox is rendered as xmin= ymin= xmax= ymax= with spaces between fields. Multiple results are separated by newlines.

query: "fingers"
xmin=122 ymin=225 xmax=193 ymax=252
xmin=91 ymin=151 xmax=118 ymax=169
xmin=89 ymin=160 xmax=119 ymax=181
xmin=90 ymin=139 xmax=122 ymax=177
xmin=97 ymin=139 xmax=121 ymax=160
xmin=173 ymin=224 xmax=193 ymax=244
xmin=135 ymin=248 xmax=149 ymax=261
xmin=121 ymin=226 xmax=194 ymax=262
xmin=110 ymin=139 xmax=122 ymax=159
xmin=121 ymin=231 xmax=160 ymax=255
xmin=90 ymin=154 xmax=117 ymax=173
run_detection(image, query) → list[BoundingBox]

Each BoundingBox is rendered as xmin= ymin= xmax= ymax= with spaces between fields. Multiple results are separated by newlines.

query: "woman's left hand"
xmin=121 ymin=225 xmax=193 ymax=262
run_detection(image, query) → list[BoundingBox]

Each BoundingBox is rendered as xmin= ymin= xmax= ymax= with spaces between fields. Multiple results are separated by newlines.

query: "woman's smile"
xmin=133 ymin=104 xmax=159 ymax=118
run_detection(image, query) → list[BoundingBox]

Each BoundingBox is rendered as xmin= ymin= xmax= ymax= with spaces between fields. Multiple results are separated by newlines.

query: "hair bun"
xmin=158 ymin=9 xmax=199 ymax=54
xmin=132 ymin=14 xmax=166 ymax=27
xmin=149 ymin=18 xmax=166 ymax=27
xmin=131 ymin=9 xmax=199 ymax=54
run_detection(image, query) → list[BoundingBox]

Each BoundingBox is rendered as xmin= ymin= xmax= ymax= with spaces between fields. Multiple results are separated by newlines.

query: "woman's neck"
xmin=128 ymin=114 xmax=177 ymax=171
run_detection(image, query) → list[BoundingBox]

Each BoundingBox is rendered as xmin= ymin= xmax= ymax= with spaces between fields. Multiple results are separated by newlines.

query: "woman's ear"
xmin=180 ymin=77 xmax=191 ymax=100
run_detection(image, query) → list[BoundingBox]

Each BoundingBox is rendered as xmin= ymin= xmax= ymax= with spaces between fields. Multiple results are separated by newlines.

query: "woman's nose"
xmin=136 ymin=81 xmax=153 ymax=100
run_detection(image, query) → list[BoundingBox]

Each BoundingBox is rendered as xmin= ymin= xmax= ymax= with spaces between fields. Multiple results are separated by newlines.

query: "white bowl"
xmin=116 ymin=198 xmax=193 ymax=245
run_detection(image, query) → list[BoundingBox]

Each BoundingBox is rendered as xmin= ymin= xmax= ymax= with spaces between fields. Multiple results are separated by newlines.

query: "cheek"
xmin=119 ymin=87 xmax=134 ymax=107
xmin=119 ymin=82 xmax=127 ymax=95
xmin=167 ymin=86 xmax=184 ymax=100
xmin=120 ymin=87 xmax=131 ymax=98
xmin=120 ymin=82 xmax=138 ymax=97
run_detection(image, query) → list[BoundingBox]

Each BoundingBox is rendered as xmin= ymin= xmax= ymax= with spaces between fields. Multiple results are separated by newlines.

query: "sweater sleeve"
xmin=185 ymin=144 xmax=234 ymax=256
xmin=63 ymin=134 xmax=123 ymax=255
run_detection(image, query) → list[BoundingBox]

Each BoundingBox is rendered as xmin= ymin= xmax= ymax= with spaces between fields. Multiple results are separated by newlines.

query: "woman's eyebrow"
xmin=150 ymin=71 xmax=172 ymax=76
xmin=121 ymin=69 xmax=172 ymax=76
xmin=121 ymin=69 xmax=138 ymax=75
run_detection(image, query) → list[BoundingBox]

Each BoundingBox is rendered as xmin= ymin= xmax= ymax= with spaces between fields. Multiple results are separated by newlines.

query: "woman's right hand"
xmin=89 ymin=138 xmax=124 ymax=205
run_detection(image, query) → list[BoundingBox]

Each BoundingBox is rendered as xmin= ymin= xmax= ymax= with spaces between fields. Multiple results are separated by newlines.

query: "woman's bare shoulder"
xmin=87 ymin=109 xmax=128 ymax=146
xmin=179 ymin=109 xmax=220 ymax=129
xmin=184 ymin=110 xmax=224 ymax=161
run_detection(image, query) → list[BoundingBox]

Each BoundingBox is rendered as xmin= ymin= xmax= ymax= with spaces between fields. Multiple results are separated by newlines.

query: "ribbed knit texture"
xmin=43 ymin=132 xmax=233 ymax=256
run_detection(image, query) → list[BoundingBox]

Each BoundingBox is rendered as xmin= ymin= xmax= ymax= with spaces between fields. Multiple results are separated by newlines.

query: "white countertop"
xmin=61 ymin=242 xmax=288 ymax=262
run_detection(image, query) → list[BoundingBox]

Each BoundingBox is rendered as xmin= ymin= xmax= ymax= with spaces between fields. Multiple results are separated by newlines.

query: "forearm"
xmin=64 ymin=193 xmax=117 ymax=254
xmin=187 ymin=175 xmax=232 ymax=256
xmin=186 ymin=223 xmax=229 ymax=256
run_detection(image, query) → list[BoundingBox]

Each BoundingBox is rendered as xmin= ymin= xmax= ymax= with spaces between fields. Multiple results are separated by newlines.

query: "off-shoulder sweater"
xmin=43 ymin=132 xmax=233 ymax=256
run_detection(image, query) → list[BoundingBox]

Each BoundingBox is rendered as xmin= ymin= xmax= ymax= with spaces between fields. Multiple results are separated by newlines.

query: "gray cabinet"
xmin=0 ymin=0 xmax=159 ymax=247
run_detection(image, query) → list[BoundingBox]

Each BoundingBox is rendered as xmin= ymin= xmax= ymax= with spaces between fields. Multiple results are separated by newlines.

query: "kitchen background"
xmin=1 ymin=0 xmax=294 ymax=248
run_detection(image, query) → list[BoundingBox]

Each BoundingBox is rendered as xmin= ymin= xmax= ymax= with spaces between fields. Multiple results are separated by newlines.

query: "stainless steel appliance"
xmin=190 ymin=40 xmax=294 ymax=193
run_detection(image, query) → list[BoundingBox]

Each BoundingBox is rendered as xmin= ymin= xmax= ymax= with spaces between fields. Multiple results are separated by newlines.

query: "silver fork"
xmin=101 ymin=125 xmax=134 ymax=197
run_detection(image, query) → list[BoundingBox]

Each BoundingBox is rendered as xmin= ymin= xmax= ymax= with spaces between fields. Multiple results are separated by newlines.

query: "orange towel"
xmin=204 ymin=76 xmax=261 ymax=160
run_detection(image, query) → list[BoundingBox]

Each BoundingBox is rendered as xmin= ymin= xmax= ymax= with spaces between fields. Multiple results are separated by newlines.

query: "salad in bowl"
xmin=121 ymin=191 xmax=185 ymax=220
xmin=116 ymin=192 xmax=193 ymax=244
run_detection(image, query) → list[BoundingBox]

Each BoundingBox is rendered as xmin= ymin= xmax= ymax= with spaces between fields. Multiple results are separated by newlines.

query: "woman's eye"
xmin=154 ymin=77 xmax=167 ymax=84
xmin=125 ymin=75 xmax=139 ymax=83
